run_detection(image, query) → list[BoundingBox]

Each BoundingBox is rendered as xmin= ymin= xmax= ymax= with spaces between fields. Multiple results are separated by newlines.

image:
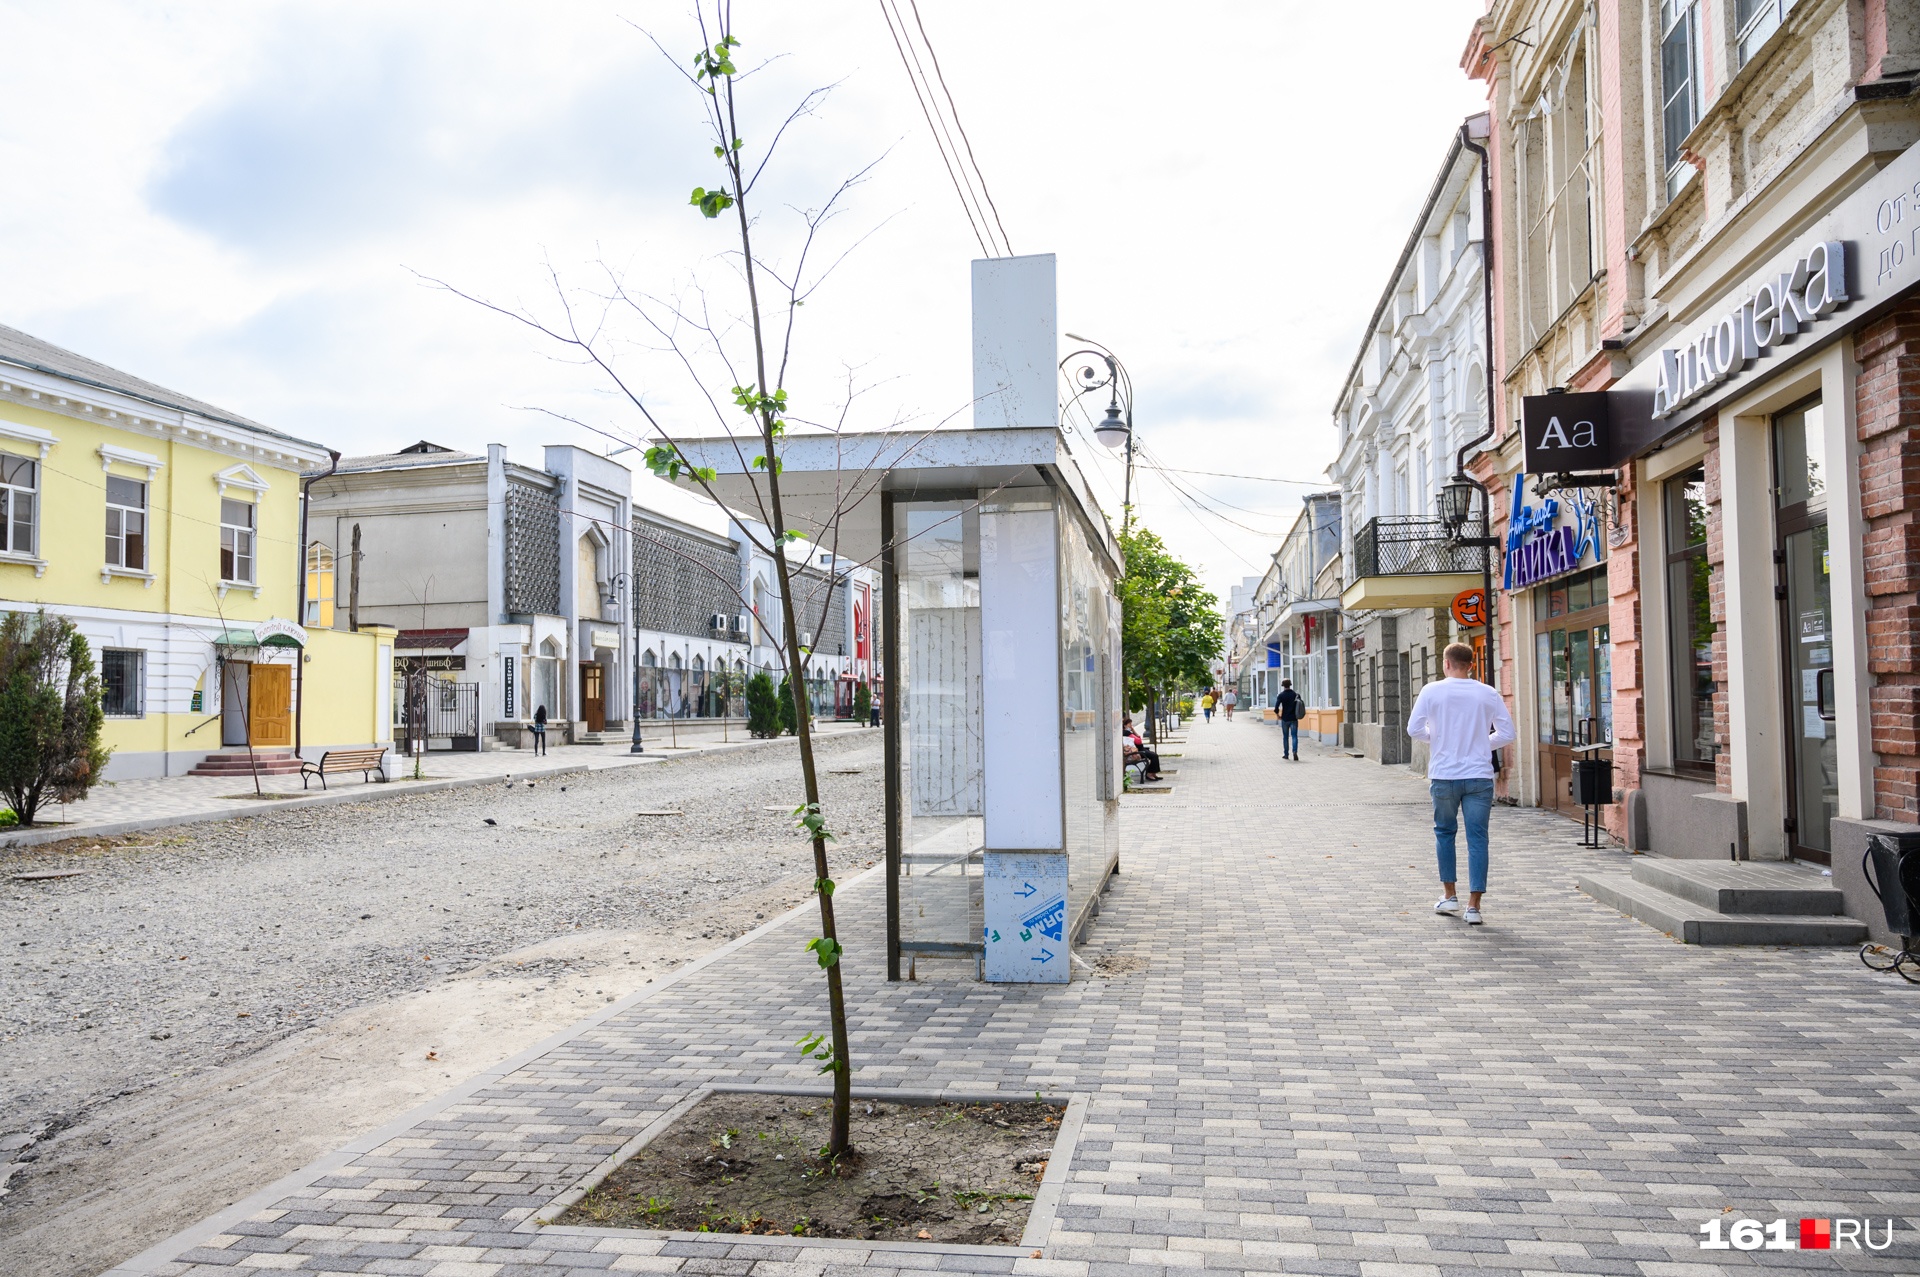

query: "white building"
xmin=1331 ymin=122 xmax=1492 ymax=766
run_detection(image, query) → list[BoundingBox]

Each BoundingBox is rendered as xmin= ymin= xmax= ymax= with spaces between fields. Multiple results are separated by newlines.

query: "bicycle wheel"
xmin=1861 ymin=942 xmax=1900 ymax=972
xmin=1895 ymin=950 xmax=1920 ymax=985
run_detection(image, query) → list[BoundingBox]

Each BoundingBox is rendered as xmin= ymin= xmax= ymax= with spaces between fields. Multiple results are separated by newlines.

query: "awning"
xmin=212 ymin=619 xmax=307 ymax=648
xmin=1340 ymin=573 xmax=1483 ymax=612
xmin=396 ymin=627 xmax=469 ymax=653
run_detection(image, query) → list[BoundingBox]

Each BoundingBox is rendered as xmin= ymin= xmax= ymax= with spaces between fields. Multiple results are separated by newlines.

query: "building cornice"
xmin=0 ymin=363 xmax=330 ymax=472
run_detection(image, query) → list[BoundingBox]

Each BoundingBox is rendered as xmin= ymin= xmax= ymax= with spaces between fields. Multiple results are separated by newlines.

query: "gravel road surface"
xmin=0 ymin=730 xmax=882 ymax=1270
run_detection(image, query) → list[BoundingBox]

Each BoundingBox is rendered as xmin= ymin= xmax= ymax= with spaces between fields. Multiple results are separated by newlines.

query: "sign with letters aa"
xmin=1522 ymin=392 xmax=1615 ymax=473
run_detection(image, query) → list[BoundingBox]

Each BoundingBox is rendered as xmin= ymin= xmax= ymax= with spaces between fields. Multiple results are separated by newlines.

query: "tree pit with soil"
xmin=560 ymin=1092 xmax=1063 ymax=1244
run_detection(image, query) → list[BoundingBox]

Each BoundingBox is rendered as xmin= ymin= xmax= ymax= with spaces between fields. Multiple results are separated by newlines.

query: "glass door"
xmin=1774 ymin=400 xmax=1835 ymax=863
xmin=1532 ymin=566 xmax=1612 ymax=814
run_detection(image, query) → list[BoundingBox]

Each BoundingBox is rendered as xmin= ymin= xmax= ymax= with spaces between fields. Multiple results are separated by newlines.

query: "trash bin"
xmin=1571 ymin=758 xmax=1613 ymax=807
xmin=1864 ymin=832 xmax=1920 ymax=937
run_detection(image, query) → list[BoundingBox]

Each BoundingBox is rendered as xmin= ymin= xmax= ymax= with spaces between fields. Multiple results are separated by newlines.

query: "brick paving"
xmin=103 ymin=721 xmax=1920 ymax=1275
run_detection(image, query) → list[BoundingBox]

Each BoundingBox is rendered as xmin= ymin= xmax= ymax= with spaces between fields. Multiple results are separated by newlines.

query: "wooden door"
xmin=580 ymin=663 xmax=605 ymax=732
xmin=249 ymin=663 xmax=292 ymax=747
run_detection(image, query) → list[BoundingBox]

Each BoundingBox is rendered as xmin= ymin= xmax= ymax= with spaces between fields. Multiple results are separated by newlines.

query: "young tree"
xmin=0 ymin=611 xmax=109 ymax=826
xmin=1118 ymin=525 xmax=1224 ymax=733
xmin=853 ymin=680 xmax=871 ymax=725
xmin=745 ymin=670 xmax=781 ymax=739
xmin=432 ymin=6 xmax=979 ymax=1159
xmin=776 ymin=673 xmax=799 ymax=737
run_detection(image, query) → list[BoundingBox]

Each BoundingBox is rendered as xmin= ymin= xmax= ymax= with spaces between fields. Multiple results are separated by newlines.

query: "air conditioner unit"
xmin=733 ymin=613 xmax=750 ymax=635
xmin=709 ymin=612 xmax=728 ymax=632
xmin=800 ymin=631 xmax=813 ymax=648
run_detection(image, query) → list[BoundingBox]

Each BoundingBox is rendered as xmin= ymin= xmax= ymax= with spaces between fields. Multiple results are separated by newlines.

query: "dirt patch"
xmin=1089 ymin=952 xmax=1148 ymax=977
xmin=562 ymin=1092 xmax=1063 ymax=1243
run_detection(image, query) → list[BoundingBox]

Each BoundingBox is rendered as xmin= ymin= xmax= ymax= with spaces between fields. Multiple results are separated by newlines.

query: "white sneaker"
xmin=1434 ymin=897 xmax=1461 ymax=916
xmin=1464 ymin=906 xmax=1483 ymax=925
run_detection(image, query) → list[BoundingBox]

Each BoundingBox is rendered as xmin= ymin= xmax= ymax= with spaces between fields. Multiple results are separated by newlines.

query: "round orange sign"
xmin=1451 ymin=588 xmax=1488 ymax=628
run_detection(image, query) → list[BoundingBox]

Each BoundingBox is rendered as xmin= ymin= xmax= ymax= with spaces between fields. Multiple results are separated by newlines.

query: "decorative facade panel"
xmin=504 ymin=481 xmax=561 ymax=616
xmin=793 ymin=565 xmax=850 ymax=658
xmin=633 ymin=516 xmax=739 ymax=639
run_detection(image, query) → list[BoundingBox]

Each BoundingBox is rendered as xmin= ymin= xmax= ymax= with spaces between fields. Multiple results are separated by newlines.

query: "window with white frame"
xmin=1736 ymin=0 xmax=1797 ymax=67
xmin=1660 ymin=1 xmax=1700 ymax=201
xmin=1512 ymin=24 xmax=1603 ymax=348
xmin=105 ymin=476 xmax=148 ymax=571
xmin=220 ymin=498 xmax=255 ymax=583
xmin=0 ymin=454 xmax=38 ymax=556
xmin=101 ymin=648 xmax=144 ymax=717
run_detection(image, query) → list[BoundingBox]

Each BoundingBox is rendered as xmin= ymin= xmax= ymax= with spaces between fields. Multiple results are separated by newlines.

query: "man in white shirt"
xmin=1406 ymin=642 xmax=1517 ymax=925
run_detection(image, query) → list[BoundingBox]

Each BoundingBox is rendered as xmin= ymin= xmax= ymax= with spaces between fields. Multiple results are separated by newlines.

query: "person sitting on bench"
xmin=1122 ymin=716 xmax=1162 ymax=782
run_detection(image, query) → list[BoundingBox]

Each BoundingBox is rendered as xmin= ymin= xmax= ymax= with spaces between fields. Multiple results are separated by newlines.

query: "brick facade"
xmin=1854 ymin=303 xmax=1920 ymax=820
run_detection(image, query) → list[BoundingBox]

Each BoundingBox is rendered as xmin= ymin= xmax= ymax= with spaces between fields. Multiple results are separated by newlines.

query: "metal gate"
xmin=395 ymin=673 xmax=480 ymax=752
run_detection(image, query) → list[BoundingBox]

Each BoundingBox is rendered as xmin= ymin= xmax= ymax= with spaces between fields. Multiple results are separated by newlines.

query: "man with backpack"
xmin=1407 ymin=642 xmax=1516 ymax=926
xmin=1273 ymin=679 xmax=1301 ymax=760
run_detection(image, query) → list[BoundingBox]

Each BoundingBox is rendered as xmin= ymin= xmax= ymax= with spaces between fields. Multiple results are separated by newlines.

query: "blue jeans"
xmin=1280 ymin=719 xmax=1299 ymax=755
xmin=1430 ymin=778 xmax=1494 ymax=894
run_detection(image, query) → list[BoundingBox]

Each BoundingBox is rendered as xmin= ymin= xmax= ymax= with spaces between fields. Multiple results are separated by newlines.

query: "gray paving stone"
xmin=99 ymin=729 xmax=1920 ymax=1275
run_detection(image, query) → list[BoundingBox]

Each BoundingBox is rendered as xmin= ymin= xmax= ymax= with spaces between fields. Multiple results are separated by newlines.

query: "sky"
xmin=0 ymin=0 xmax=1489 ymax=604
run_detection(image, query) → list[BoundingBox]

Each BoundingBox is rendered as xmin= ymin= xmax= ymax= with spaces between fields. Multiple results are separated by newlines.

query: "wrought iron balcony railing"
xmin=1350 ymin=515 xmax=1489 ymax=579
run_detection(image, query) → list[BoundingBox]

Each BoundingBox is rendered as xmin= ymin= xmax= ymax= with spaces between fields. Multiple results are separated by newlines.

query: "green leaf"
xmin=813 ymin=876 xmax=835 ymax=897
xmin=805 ymin=936 xmax=842 ymax=969
xmin=689 ymin=186 xmax=735 ymax=218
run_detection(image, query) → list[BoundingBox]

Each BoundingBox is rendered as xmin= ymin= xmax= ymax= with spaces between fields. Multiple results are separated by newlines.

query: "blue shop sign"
xmin=1504 ymin=475 xmax=1603 ymax=592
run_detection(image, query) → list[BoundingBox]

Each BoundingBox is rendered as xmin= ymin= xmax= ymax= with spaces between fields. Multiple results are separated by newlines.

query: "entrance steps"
xmin=188 ymin=750 xmax=303 ymax=777
xmin=1578 ymin=858 xmax=1869 ymax=946
xmin=571 ymin=730 xmax=629 ymax=746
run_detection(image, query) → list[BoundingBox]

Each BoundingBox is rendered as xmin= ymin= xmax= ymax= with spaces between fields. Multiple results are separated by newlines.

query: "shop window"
xmin=1665 ymin=464 xmax=1716 ymax=773
xmin=1659 ymin=2 xmax=1699 ymax=200
xmin=101 ymin=648 xmax=144 ymax=717
xmin=1736 ymin=0 xmax=1796 ymax=67
xmin=0 ymin=454 xmax=38 ymax=556
xmin=220 ymin=498 xmax=256 ymax=583
xmin=105 ymin=476 xmax=147 ymax=571
xmin=305 ymin=543 xmax=335 ymax=627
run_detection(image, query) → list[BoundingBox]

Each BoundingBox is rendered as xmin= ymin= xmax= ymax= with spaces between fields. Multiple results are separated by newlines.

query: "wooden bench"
xmin=1123 ymin=746 xmax=1154 ymax=785
xmin=301 ymin=747 xmax=388 ymax=790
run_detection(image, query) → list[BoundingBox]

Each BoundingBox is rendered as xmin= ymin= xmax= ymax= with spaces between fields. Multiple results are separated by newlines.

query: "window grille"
xmin=101 ymin=648 xmax=144 ymax=717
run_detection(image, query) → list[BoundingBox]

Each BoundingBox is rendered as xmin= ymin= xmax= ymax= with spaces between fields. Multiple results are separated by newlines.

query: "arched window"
xmin=638 ymin=649 xmax=659 ymax=718
xmin=305 ymin=543 xmax=335 ymax=628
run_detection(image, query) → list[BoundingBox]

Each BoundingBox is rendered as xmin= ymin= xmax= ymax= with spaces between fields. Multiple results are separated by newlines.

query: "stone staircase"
xmin=1578 ymin=857 xmax=1869 ymax=946
xmin=187 ymin=750 xmax=303 ymax=778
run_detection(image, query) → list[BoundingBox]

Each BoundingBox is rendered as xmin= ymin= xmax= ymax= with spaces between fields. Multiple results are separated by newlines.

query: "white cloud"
xmin=0 ymin=0 xmax=1488 ymax=600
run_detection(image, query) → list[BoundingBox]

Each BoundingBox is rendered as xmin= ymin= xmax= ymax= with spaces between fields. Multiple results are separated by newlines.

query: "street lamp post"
xmin=1061 ymin=335 xmax=1136 ymax=534
xmin=607 ymin=571 xmax=645 ymax=753
xmin=1439 ymin=473 xmax=1500 ymax=689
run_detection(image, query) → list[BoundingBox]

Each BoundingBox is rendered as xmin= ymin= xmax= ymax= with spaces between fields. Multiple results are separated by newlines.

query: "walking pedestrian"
xmin=1273 ymin=679 xmax=1302 ymax=760
xmin=1407 ymin=642 xmax=1516 ymax=926
xmin=531 ymin=704 xmax=549 ymax=756
xmin=1200 ymin=691 xmax=1215 ymax=723
xmin=1222 ymin=688 xmax=1237 ymax=720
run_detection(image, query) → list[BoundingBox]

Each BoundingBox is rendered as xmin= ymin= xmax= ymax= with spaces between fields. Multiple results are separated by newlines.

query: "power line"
xmin=876 ymin=0 xmax=1010 ymax=257
xmin=1146 ymin=463 xmax=1333 ymax=486
xmin=876 ymin=0 xmax=990 ymax=256
xmin=905 ymin=0 xmax=1012 ymax=255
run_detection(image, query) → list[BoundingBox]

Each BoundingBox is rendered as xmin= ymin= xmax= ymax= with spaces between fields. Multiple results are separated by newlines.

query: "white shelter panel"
xmin=971 ymin=254 xmax=1058 ymax=430
xmin=907 ymin=606 xmax=982 ymax=817
xmin=980 ymin=503 xmax=1062 ymax=850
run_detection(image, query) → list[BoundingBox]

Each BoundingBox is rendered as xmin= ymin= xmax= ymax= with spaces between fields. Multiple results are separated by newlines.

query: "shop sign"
xmin=1265 ymin=641 xmax=1281 ymax=668
xmin=591 ymin=628 xmax=619 ymax=649
xmin=1522 ymin=392 xmax=1614 ymax=471
xmin=1652 ymin=241 xmax=1847 ymax=419
xmin=254 ymin=617 xmax=307 ymax=646
xmin=1617 ymin=139 xmax=1920 ymax=439
xmin=502 ymin=656 xmax=515 ymax=718
xmin=1451 ymin=588 xmax=1488 ymax=627
xmin=1504 ymin=475 xmax=1602 ymax=592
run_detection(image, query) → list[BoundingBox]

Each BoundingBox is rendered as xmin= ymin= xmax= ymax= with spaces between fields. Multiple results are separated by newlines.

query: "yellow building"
xmin=0 ymin=325 xmax=394 ymax=779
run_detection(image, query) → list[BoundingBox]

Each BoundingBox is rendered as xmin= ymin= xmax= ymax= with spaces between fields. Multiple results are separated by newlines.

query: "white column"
xmin=1824 ymin=343 xmax=1874 ymax=821
xmin=1720 ymin=414 xmax=1788 ymax=858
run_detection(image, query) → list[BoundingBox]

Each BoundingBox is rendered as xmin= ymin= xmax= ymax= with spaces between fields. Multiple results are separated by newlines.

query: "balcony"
xmin=1340 ymin=515 xmax=1490 ymax=612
